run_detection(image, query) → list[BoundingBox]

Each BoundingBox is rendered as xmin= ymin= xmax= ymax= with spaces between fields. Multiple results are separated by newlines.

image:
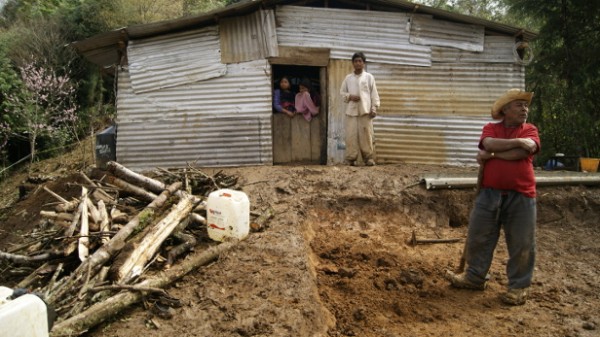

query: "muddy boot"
xmin=500 ymin=288 xmax=528 ymax=305
xmin=446 ymin=270 xmax=486 ymax=290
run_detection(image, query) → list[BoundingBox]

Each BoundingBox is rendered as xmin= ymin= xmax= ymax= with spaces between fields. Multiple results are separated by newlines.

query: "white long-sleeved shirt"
xmin=340 ymin=71 xmax=380 ymax=116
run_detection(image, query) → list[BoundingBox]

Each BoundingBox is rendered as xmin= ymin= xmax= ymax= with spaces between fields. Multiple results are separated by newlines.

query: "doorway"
xmin=272 ymin=65 xmax=327 ymax=165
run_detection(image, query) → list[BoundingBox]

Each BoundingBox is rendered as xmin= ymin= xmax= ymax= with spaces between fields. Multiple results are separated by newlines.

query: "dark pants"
xmin=465 ymin=188 xmax=536 ymax=289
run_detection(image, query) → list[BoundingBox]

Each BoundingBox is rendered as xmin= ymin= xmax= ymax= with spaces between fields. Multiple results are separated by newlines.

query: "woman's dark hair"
xmin=352 ymin=52 xmax=366 ymax=62
xmin=299 ymin=78 xmax=312 ymax=90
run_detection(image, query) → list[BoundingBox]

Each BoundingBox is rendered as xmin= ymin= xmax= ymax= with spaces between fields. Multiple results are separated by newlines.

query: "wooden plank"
xmin=272 ymin=113 xmax=292 ymax=164
xmin=310 ymin=116 xmax=322 ymax=162
xmin=269 ymin=46 xmax=330 ymax=66
xmin=291 ymin=116 xmax=311 ymax=162
xmin=314 ymin=68 xmax=328 ymax=163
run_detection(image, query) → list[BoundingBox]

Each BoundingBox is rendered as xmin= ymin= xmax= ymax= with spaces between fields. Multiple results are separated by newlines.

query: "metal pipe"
xmin=421 ymin=172 xmax=600 ymax=190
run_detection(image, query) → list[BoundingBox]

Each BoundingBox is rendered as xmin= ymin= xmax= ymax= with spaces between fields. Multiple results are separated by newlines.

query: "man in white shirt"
xmin=340 ymin=52 xmax=380 ymax=166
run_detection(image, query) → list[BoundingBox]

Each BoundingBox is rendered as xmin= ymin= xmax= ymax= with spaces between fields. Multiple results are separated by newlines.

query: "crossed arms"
xmin=477 ymin=137 xmax=538 ymax=165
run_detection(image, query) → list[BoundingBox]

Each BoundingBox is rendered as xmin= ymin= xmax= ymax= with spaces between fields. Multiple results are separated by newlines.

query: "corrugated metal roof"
xmin=409 ymin=14 xmax=485 ymax=52
xmin=220 ymin=9 xmax=279 ymax=63
xmin=116 ymin=60 xmax=273 ymax=171
xmin=276 ymin=6 xmax=431 ymax=67
xmin=366 ymin=0 xmax=536 ymax=40
xmin=72 ymin=1 xmax=537 ymax=68
xmin=127 ymin=26 xmax=226 ymax=94
xmin=432 ymin=35 xmax=516 ymax=63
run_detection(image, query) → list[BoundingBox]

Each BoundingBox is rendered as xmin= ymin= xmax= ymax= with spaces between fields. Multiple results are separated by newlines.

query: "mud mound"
xmin=1 ymin=158 xmax=599 ymax=336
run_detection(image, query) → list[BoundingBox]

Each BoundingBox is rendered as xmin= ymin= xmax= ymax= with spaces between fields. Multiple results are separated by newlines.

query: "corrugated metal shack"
xmin=73 ymin=0 xmax=536 ymax=171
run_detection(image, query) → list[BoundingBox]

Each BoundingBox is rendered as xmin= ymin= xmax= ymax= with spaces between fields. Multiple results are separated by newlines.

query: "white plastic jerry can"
xmin=0 ymin=286 xmax=49 ymax=337
xmin=206 ymin=189 xmax=250 ymax=242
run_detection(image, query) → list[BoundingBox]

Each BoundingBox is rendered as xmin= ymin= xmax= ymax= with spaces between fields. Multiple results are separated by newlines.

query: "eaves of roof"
xmin=71 ymin=0 xmax=537 ymax=68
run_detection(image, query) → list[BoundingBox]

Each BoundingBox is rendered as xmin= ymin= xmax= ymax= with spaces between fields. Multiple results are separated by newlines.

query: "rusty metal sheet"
xmin=374 ymin=115 xmax=490 ymax=166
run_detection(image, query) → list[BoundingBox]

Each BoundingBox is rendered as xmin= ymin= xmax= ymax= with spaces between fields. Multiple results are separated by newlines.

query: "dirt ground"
xmin=1 ymin=142 xmax=599 ymax=337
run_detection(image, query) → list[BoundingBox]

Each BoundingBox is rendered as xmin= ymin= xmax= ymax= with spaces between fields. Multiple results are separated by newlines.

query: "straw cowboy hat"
xmin=491 ymin=89 xmax=534 ymax=119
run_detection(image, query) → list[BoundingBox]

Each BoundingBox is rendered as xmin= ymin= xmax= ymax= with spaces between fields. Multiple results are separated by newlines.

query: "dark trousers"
xmin=465 ymin=188 xmax=536 ymax=289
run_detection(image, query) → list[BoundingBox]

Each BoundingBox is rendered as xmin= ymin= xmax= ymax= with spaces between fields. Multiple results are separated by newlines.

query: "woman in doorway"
xmin=295 ymin=78 xmax=320 ymax=122
xmin=273 ymin=76 xmax=296 ymax=118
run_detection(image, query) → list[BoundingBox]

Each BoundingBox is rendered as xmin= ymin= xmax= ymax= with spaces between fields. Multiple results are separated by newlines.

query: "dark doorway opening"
xmin=271 ymin=65 xmax=326 ymax=165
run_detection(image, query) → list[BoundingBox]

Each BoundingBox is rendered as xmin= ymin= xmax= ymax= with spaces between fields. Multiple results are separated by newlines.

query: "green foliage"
xmin=414 ymin=0 xmax=509 ymax=21
xmin=0 ymin=30 xmax=22 ymax=127
xmin=506 ymin=0 xmax=600 ymax=158
xmin=183 ymin=0 xmax=240 ymax=16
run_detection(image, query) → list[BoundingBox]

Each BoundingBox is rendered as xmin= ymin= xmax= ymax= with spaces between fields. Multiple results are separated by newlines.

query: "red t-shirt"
xmin=479 ymin=122 xmax=541 ymax=198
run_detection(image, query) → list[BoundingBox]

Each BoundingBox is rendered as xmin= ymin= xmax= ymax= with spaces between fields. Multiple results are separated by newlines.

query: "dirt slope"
xmin=1 ymin=147 xmax=599 ymax=337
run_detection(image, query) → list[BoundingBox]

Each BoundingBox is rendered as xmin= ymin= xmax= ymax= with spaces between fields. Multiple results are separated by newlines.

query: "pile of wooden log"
xmin=0 ymin=161 xmax=273 ymax=336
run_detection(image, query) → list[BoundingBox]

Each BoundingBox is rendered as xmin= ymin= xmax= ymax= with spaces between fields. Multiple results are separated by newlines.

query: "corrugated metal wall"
xmin=369 ymin=61 xmax=524 ymax=166
xmin=409 ymin=14 xmax=485 ymax=52
xmin=374 ymin=115 xmax=490 ymax=166
xmin=371 ymin=62 xmax=525 ymax=117
xmin=276 ymin=6 xmax=431 ymax=67
xmin=127 ymin=26 xmax=226 ymax=94
xmin=116 ymin=60 xmax=273 ymax=171
xmin=220 ymin=9 xmax=279 ymax=64
xmin=115 ymin=4 xmax=527 ymax=168
xmin=327 ymin=60 xmax=352 ymax=164
xmin=432 ymin=36 xmax=516 ymax=63
xmin=327 ymin=60 xmax=524 ymax=166
xmin=289 ymin=6 xmax=526 ymax=166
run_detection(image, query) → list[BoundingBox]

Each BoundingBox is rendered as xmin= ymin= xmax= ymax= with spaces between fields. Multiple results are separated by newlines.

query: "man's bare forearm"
xmin=482 ymin=137 xmax=537 ymax=153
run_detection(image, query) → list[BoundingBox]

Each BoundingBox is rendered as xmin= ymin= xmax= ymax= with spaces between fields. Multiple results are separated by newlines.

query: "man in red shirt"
xmin=447 ymin=89 xmax=540 ymax=306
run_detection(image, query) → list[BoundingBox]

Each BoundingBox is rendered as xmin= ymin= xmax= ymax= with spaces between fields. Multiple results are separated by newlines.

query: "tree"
xmin=504 ymin=0 xmax=600 ymax=159
xmin=412 ymin=0 xmax=509 ymax=21
xmin=5 ymin=60 xmax=78 ymax=163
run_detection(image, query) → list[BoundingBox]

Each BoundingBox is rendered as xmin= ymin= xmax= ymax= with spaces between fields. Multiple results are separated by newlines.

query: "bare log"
xmin=105 ymin=176 xmax=158 ymax=202
xmin=50 ymin=240 xmax=241 ymax=337
xmin=85 ymin=198 xmax=101 ymax=227
xmin=97 ymin=200 xmax=110 ymax=245
xmin=193 ymin=201 xmax=207 ymax=212
xmin=40 ymin=211 xmax=74 ymax=222
xmin=79 ymin=187 xmax=90 ymax=262
xmin=114 ymin=193 xmax=197 ymax=284
xmin=110 ymin=208 xmax=129 ymax=224
xmin=0 ymin=251 xmax=57 ymax=264
xmin=89 ymin=285 xmax=167 ymax=295
xmin=189 ymin=212 xmax=206 ymax=226
xmin=79 ymin=171 xmax=98 ymax=187
xmin=250 ymin=206 xmax=275 ymax=232
xmin=47 ymin=220 xmax=71 ymax=229
xmin=55 ymin=200 xmax=80 ymax=213
xmin=107 ymin=161 xmax=166 ymax=194
xmin=43 ymin=186 xmax=69 ymax=203
xmin=91 ymin=188 xmax=114 ymax=204
xmin=17 ymin=262 xmax=52 ymax=288
xmin=165 ymin=232 xmax=196 ymax=269
xmin=47 ymin=182 xmax=182 ymax=305
xmin=63 ymin=204 xmax=82 ymax=256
